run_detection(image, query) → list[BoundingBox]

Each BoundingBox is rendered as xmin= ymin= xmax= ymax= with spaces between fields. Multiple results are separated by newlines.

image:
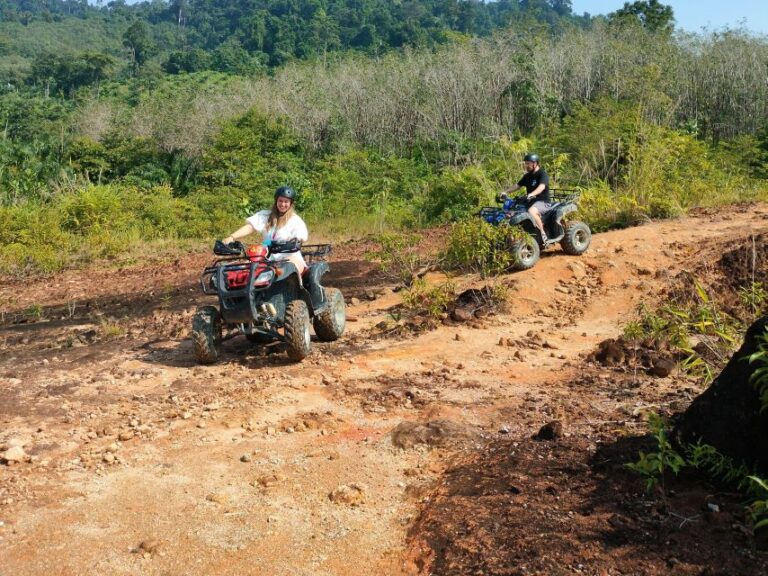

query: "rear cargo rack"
xmin=550 ymin=189 xmax=580 ymax=203
xmin=302 ymin=244 xmax=332 ymax=265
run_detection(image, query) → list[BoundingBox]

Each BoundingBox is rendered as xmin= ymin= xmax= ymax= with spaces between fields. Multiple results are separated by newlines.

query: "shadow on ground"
xmin=407 ymin=432 xmax=766 ymax=576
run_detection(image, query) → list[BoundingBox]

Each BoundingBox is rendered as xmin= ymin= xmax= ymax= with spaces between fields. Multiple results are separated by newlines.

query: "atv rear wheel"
xmin=313 ymin=287 xmax=346 ymax=341
xmin=192 ymin=305 xmax=222 ymax=364
xmin=284 ymin=299 xmax=312 ymax=361
xmin=509 ymin=235 xmax=541 ymax=271
xmin=561 ymin=221 xmax=591 ymax=255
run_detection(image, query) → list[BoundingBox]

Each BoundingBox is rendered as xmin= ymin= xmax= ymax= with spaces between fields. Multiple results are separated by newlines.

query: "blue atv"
xmin=479 ymin=189 xmax=591 ymax=270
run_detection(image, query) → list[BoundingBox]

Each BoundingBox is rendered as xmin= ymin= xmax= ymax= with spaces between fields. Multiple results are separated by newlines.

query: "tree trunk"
xmin=674 ymin=315 xmax=768 ymax=474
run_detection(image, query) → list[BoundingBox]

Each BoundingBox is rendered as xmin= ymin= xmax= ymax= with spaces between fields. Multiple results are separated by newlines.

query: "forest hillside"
xmin=0 ymin=0 xmax=766 ymax=271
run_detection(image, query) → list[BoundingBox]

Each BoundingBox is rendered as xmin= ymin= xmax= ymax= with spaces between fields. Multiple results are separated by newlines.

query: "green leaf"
xmin=694 ymin=281 xmax=710 ymax=304
xmin=749 ymin=475 xmax=768 ymax=493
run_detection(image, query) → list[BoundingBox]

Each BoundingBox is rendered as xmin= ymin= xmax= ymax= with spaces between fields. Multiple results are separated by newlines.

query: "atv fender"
xmin=271 ymin=263 xmax=316 ymax=317
xmin=546 ymin=203 xmax=577 ymax=242
xmin=262 ymin=269 xmax=306 ymax=319
xmin=508 ymin=213 xmax=540 ymax=239
xmin=272 ymin=261 xmax=299 ymax=282
xmin=507 ymin=211 xmax=532 ymax=226
xmin=553 ymin=203 xmax=576 ymax=223
xmin=304 ymin=262 xmax=329 ymax=312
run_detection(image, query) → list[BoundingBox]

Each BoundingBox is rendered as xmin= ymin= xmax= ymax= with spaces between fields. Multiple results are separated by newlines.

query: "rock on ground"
xmin=391 ymin=419 xmax=475 ymax=449
xmin=2 ymin=446 xmax=28 ymax=463
xmin=329 ymin=483 xmax=367 ymax=506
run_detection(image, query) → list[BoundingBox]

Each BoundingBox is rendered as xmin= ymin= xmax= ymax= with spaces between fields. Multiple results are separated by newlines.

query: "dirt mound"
xmin=674 ymin=315 xmax=768 ymax=473
xmin=337 ymin=369 xmax=481 ymax=413
xmin=718 ymin=232 xmax=768 ymax=291
xmin=588 ymin=336 xmax=676 ymax=376
xmin=408 ymin=434 xmax=767 ymax=575
xmin=368 ymin=284 xmax=504 ymax=342
xmin=276 ymin=410 xmax=346 ymax=434
xmin=665 ymin=232 xmax=768 ymax=320
xmin=391 ymin=420 xmax=477 ymax=450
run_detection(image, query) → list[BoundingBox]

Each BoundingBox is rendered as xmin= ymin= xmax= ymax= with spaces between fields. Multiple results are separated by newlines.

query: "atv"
xmin=478 ymin=189 xmax=591 ymax=270
xmin=192 ymin=239 xmax=346 ymax=363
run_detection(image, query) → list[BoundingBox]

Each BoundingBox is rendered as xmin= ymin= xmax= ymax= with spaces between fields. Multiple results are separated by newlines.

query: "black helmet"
xmin=274 ymin=186 xmax=296 ymax=201
xmin=523 ymin=153 xmax=540 ymax=163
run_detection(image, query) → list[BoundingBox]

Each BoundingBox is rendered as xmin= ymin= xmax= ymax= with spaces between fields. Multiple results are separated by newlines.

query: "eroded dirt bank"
xmin=1 ymin=205 xmax=768 ymax=575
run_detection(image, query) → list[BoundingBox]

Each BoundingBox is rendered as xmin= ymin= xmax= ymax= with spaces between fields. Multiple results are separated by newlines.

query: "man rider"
xmin=502 ymin=153 xmax=552 ymax=242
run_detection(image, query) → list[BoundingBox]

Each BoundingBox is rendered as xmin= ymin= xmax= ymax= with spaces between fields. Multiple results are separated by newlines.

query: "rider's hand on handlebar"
xmin=269 ymin=239 xmax=302 ymax=253
xmin=214 ymin=239 xmax=244 ymax=256
xmin=495 ymin=192 xmax=508 ymax=203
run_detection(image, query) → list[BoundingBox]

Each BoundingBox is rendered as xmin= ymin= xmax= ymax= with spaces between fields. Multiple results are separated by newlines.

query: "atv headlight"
xmin=253 ymin=269 xmax=275 ymax=287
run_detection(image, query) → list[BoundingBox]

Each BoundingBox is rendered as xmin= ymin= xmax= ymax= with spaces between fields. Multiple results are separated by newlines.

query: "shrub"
xmin=401 ymin=278 xmax=456 ymax=320
xmin=749 ymin=476 xmax=768 ymax=531
xmin=747 ymin=325 xmax=768 ymax=412
xmin=308 ymin=150 xmax=429 ymax=232
xmin=424 ymin=166 xmax=494 ymax=223
xmin=0 ymin=183 xmax=236 ymax=274
xmin=443 ymin=218 xmax=527 ymax=276
xmin=366 ymin=232 xmax=426 ymax=284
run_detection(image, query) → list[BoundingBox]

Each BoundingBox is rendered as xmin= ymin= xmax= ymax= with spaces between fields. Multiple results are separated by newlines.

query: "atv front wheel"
xmin=509 ymin=236 xmax=541 ymax=271
xmin=561 ymin=221 xmax=591 ymax=255
xmin=284 ymin=300 xmax=312 ymax=361
xmin=192 ymin=305 xmax=222 ymax=364
xmin=313 ymin=287 xmax=346 ymax=341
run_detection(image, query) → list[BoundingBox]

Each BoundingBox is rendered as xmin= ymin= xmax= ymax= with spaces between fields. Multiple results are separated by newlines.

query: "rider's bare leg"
xmin=528 ymin=207 xmax=547 ymax=240
xmin=286 ymin=253 xmax=307 ymax=277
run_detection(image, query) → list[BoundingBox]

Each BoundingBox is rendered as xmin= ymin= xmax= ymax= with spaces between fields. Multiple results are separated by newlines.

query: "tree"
xmin=309 ymin=8 xmax=340 ymax=64
xmin=74 ymin=52 xmax=115 ymax=95
xmin=169 ymin=0 xmax=187 ymax=27
xmin=164 ymin=49 xmax=211 ymax=74
xmin=211 ymin=40 xmax=263 ymax=75
xmin=123 ymin=20 xmax=156 ymax=70
xmin=610 ymin=0 xmax=674 ymax=33
xmin=30 ymin=51 xmax=114 ymax=97
xmin=549 ymin=0 xmax=572 ymax=17
xmin=30 ymin=52 xmax=60 ymax=97
xmin=456 ymin=1 xmax=476 ymax=34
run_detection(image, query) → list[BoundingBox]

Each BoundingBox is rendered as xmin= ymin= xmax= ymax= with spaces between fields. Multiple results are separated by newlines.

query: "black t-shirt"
xmin=518 ymin=168 xmax=550 ymax=203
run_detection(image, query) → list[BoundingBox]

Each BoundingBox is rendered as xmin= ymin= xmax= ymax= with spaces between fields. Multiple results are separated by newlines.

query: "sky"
xmin=572 ymin=0 xmax=768 ymax=34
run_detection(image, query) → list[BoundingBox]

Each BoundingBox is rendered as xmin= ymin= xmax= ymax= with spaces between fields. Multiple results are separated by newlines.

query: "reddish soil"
xmin=1 ymin=206 xmax=768 ymax=575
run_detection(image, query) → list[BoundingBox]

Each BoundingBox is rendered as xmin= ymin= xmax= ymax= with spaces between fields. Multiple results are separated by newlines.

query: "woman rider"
xmin=223 ymin=186 xmax=308 ymax=274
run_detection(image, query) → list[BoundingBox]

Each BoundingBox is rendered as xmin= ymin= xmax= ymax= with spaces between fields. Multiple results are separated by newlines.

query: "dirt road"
xmin=1 ymin=205 xmax=768 ymax=575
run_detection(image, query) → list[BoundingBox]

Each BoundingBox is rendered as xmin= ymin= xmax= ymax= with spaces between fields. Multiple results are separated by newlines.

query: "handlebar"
xmin=213 ymin=239 xmax=245 ymax=256
xmin=495 ymin=192 xmax=528 ymax=204
xmin=212 ymin=238 xmax=303 ymax=257
xmin=269 ymin=239 xmax=302 ymax=254
xmin=496 ymin=190 xmax=581 ymax=206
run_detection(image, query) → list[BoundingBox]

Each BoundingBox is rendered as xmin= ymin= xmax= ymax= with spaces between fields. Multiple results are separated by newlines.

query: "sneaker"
xmin=541 ymin=232 xmax=548 ymax=244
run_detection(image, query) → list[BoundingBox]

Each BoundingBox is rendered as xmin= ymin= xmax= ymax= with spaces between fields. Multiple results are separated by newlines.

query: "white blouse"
xmin=246 ymin=210 xmax=309 ymax=268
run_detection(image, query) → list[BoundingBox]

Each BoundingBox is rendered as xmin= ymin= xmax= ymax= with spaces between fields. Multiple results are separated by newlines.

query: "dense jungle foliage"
xmin=0 ymin=0 xmax=767 ymax=272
